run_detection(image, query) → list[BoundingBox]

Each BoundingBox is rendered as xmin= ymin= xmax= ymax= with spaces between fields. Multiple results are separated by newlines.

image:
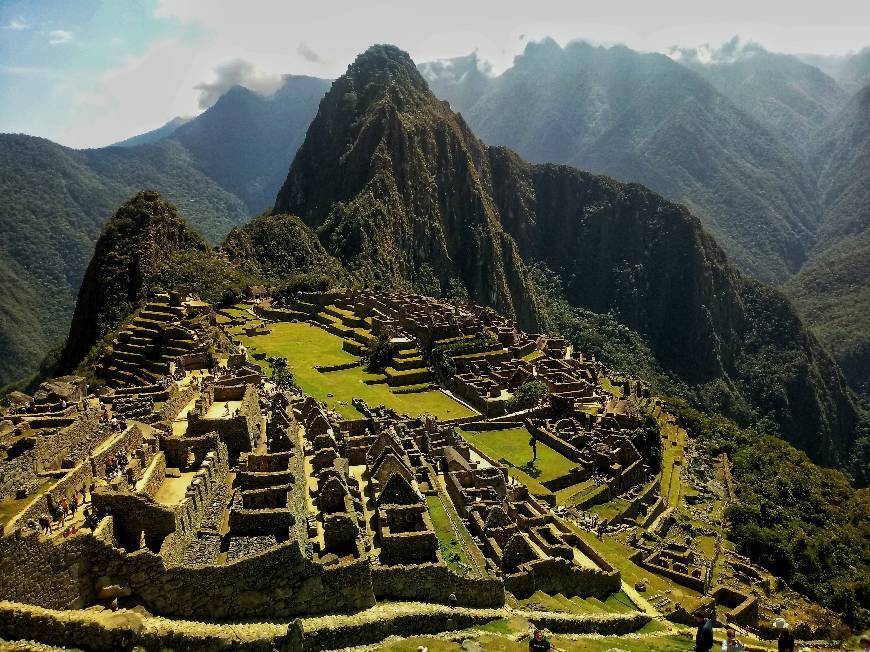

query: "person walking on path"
xmin=695 ymin=610 xmax=715 ymax=652
xmin=775 ymin=618 xmax=795 ymax=652
xmin=721 ymin=626 xmax=744 ymax=652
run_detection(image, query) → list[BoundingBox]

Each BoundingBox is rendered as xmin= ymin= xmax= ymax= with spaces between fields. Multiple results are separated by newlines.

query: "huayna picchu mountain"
xmin=274 ymin=46 xmax=540 ymax=329
xmin=273 ymin=45 xmax=858 ymax=468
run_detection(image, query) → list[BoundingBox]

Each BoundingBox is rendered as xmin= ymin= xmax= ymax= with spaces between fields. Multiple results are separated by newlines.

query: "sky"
xmin=1 ymin=0 xmax=868 ymax=148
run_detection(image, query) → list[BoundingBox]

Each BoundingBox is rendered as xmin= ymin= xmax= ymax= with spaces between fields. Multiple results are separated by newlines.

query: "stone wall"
xmin=519 ymin=610 xmax=651 ymax=634
xmin=137 ymin=451 xmax=166 ymax=498
xmin=0 ymin=527 xmax=375 ymax=619
xmin=187 ymin=384 xmax=260 ymax=460
xmin=370 ymin=563 xmax=505 ymax=608
xmin=160 ymin=432 xmax=220 ymax=469
xmin=504 ymin=557 xmax=621 ymax=599
xmin=304 ymin=604 xmax=505 ymax=652
xmin=157 ymin=383 xmax=197 ymax=425
xmin=0 ymin=600 xmax=304 ymax=651
xmin=33 ymin=417 xmax=104 ymax=473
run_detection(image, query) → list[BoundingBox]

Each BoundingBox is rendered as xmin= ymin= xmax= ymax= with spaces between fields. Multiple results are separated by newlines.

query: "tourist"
xmin=859 ymin=634 xmax=870 ymax=652
xmin=774 ymin=618 xmax=794 ymax=652
xmin=53 ymin=503 xmax=65 ymax=526
xmin=448 ymin=592 xmax=457 ymax=609
xmin=694 ymin=610 xmax=715 ymax=652
xmin=60 ymin=496 xmax=69 ymax=517
xmin=70 ymin=494 xmax=78 ymax=515
xmin=529 ymin=629 xmax=551 ymax=651
xmin=721 ymin=626 xmax=744 ymax=651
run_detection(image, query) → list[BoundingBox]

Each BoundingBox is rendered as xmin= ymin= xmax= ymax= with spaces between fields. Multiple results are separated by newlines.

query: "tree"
xmin=266 ymin=356 xmax=296 ymax=390
xmin=506 ymin=380 xmax=549 ymax=412
xmin=363 ymin=331 xmax=399 ymax=371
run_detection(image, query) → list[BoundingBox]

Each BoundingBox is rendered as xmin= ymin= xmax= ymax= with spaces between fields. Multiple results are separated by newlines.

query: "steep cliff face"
xmin=272 ymin=45 xmax=857 ymax=467
xmin=57 ymin=191 xmax=211 ymax=373
xmin=274 ymin=45 xmax=539 ymax=328
xmin=486 ymin=149 xmax=856 ymax=464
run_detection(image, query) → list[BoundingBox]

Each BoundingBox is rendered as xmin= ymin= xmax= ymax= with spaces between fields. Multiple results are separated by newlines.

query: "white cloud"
xmin=5 ymin=18 xmax=30 ymax=31
xmin=48 ymin=29 xmax=73 ymax=45
xmin=194 ymin=59 xmax=284 ymax=109
xmin=41 ymin=0 xmax=870 ymax=146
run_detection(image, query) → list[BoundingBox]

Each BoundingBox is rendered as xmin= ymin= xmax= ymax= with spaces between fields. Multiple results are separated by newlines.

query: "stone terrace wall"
xmin=138 ymin=451 xmax=166 ymax=499
xmin=187 ymin=384 xmax=260 ymax=459
xmin=157 ymin=383 xmax=197 ymax=425
xmin=0 ymin=527 xmax=375 ymax=619
xmin=33 ymin=416 xmax=103 ymax=473
xmin=2 ymin=421 xmax=143 ymax=533
xmin=0 ymin=600 xmax=304 ymax=652
xmin=504 ymin=557 xmax=621 ymax=599
xmin=371 ymin=563 xmax=504 ymax=608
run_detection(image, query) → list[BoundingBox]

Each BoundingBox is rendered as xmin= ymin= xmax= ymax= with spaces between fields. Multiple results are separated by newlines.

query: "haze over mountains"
xmin=1 ymin=37 xmax=869 ymax=438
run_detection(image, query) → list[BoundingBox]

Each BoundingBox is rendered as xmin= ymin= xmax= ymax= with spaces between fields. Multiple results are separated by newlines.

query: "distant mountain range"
xmin=2 ymin=39 xmax=869 ymax=409
xmin=421 ymin=40 xmax=870 ymax=400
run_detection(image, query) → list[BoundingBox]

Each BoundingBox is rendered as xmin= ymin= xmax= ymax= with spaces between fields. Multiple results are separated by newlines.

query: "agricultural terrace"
xmin=234 ymin=321 xmax=476 ymax=421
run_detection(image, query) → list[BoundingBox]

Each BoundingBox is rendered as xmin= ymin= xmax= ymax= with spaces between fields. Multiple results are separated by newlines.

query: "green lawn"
xmin=458 ymin=427 xmax=577 ymax=498
xmin=237 ymin=322 xmax=476 ymax=421
xmin=566 ymin=524 xmax=701 ymax=605
xmin=514 ymin=589 xmax=638 ymax=615
xmin=426 ymin=495 xmax=479 ymax=576
xmin=588 ymin=498 xmax=631 ymax=522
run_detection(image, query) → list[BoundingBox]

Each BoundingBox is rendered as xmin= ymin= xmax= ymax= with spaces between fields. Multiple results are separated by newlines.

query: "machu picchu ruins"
xmin=0 ymin=287 xmax=850 ymax=650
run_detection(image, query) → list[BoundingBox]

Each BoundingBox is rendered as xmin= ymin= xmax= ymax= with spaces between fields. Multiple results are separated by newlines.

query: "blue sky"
xmin=0 ymin=1 xmax=202 ymax=146
xmin=2 ymin=0 xmax=869 ymax=148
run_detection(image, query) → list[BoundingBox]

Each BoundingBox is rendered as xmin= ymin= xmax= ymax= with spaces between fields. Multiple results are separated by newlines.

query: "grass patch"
xmin=458 ymin=427 xmax=576 ymax=496
xmin=378 ymin=632 xmax=693 ymax=651
xmin=238 ymin=322 xmax=476 ymax=421
xmin=588 ymin=498 xmax=631 ymax=522
xmin=0 ymin=479 xmax=55 ymax=528
xmin=426 ymin=495 xmax=476 ymax=576
xmin=567 ymin=524 xmax=700 ymax=603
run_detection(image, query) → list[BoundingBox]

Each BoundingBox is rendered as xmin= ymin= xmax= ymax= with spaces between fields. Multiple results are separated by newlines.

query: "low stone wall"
xmin=504 ymin=557 xmax=621 ymax=599
xmin=0 ymin=600 xmax=304 ymax=651
xmin=137 ymin=451 xmax=166 ymax=499
xmin=253 ymin=304 xmax=307 ymax=322
xmin=526 ymin=421 xmax=584 ymax=464
xmin=461 ymin=421 xmax=523 ymax=431
xmin=371 ymin=563 xmax=504 ymax=608
xmin=517 ymin=609 xmax=651 ymax=634
xmin=303 ymin=604 xmax=503 ymax=652
xmin=157 ymin=383 xmax=197 ymax=424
